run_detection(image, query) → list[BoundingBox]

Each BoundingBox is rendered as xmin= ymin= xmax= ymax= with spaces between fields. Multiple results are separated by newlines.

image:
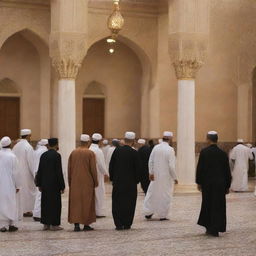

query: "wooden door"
xmin=83 ymin=98 xmax=105 ymax=136
xmin=0 ymin=97 xmax=20 ymax=140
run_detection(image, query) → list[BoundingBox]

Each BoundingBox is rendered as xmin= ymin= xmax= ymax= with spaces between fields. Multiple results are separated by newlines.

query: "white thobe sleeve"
xmin=148 ymin=149 xmax=155 ymax=175
xmin=230 ymin=148 xmax=236 ymax=160
xmin=13 ymin=157 xmax=22 ymax=189
xmin=168 ymin=148 xmax=177 ymax=180
xmin=26 ymin=146 xmax=36 ymax=177
xmin=97 ymin=150 xmax=108 ymax=176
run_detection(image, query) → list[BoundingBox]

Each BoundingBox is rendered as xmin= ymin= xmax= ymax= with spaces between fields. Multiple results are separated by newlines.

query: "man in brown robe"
xmin=68 ymin=134 xmax=98 ymax=232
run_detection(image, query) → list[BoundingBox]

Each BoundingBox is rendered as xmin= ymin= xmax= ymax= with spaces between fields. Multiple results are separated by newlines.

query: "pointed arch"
xmin=0 ymin=78 xmax=20 ymax=96
xmin=84 ymin=35 xmax=152 ymax=137
xmin=84 ymin=81 xmax=106 ymax=97
xmin=0 ymin=27 xmax=48 ymax=50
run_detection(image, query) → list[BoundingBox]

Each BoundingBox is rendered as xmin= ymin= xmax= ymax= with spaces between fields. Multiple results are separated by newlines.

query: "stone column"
xmin=50 ymin=0 xmax=88 ymax=178
xmin=168 ymin=0 xmax=209 ymax=187
xmin=53 ymin=60 xmax=80 ymax=178
xmin=174 ymin=60 xmax=202 ymax=185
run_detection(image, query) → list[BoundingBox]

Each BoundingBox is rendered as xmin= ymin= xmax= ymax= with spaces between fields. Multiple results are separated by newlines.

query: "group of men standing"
xmin=0 ymin=128 xmax=255 ymax=238
xmin=0 ymin=129 xmax=179 ymax=232
xmin=67 ymin=131 xmax=178 ymax=231
xmin=0 ymin=129 xmax=50 ymax=231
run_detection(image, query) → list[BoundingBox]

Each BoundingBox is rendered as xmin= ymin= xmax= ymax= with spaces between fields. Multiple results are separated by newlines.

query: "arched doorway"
xmin=76 ymin=38 xmax=143 ymax=138
xmin=0 ymin=78 xmax=20 ymax=139
xmin=0 ymin=30 xmax=50 ymax=140
xmin=83 ymin=81 xmax=105 ymax=136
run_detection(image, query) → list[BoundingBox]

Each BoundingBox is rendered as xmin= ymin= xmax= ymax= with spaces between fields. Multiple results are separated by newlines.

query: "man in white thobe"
xmin=33 ymin=139 xmax=48 ymax=221
xmin=106 ymin=139 xmax=120 ymax=173
xmin=230 ymin=139 xmax=253 ymax=192
xmin=0 ymin=137 xmax=21 ymax=232
xmin=89 ymin=133 xmax=108 ymax=217
xmin=12 ymin=129 xmax=36 ymax=217
xmin=143 ymin=131 xmax=178 ymax=221
xmin=101 ymin=139 xmax=110 ymax=161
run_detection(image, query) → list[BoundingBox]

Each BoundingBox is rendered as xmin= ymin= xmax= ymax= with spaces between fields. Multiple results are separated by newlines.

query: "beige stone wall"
xmin=157 ymin=13 xmax=178 ymax=139
xmin=157 ymin=0 xmax=256 ymax=142
xmin=0 ymin=0 xmax=256 ymax=142
xmin=0 ymin=34 xmax=41 ymax=139
xmin=76 ymin=39 xmax=142 ymax=138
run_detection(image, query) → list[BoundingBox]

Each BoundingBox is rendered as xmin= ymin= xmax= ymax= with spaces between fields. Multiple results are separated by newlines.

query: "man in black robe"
xmin=196 ymin=131 xmax=232 ymax=237
xmin=109 ymin=131 xmax=141 ymax=230
xmin=36 ymin=138 xmax=65 ymax=231
xmin=137 ymin=139 xmax=152 ymax=194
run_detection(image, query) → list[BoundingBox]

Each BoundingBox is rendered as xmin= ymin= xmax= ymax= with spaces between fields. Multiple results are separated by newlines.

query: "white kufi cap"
xmin=39 ymin=139 xmax=48 ymax=146
xmin=81 ymin=134 xmax=90 ymax=142
xmin=163 ymin=131 xmax=173 ymax=137
xmin=125 ymin=131 xmax=136 ymax=140
xmin=20 ymin=129 xmax=31 ymax=136
xmin=92 ymin=133 xmax=102 ymax=141
xmin=103 ymin=139 xmax=109 ymax=145
xmin=0 ymin=136 xmax=12 ymax=147
xmin=237 ymin=138 xmax=244 ymax=143
xmin=138 ymin=139 xmax=146 ymax=144
xmin=207 ymin=131 xmax=218 ymax=135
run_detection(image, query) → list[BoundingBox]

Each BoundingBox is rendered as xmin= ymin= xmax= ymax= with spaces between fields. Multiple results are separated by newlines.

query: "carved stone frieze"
xmin=52 ymin=58 xmax=81 ymax=80
xmin=168 ymin=33 xmax=208 ymax=80
xmin=173 ymin=59 xmax=202 ymax=80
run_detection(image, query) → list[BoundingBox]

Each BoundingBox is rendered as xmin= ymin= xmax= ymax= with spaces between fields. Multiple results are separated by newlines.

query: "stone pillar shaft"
xmin=177 ymin=79 xmax=195 ymax=185
xmin=58 ymin=79 xmax=76 ymax=179
xmin=174 ymin=60 xmax=201 ymax=185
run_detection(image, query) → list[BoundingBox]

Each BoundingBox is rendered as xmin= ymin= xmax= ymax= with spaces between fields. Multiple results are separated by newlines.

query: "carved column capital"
xmin=50 ymin=32 xmax=88 ymax=80
xmin=173 ymin=59 xmax=203 ymax=80
xmin=52 ymin=58 xmax=81 ymax=80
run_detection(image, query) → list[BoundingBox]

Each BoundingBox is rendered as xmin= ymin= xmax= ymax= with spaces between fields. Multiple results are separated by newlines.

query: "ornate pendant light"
xmin=107 ymin=0 xmax=124 ymax=39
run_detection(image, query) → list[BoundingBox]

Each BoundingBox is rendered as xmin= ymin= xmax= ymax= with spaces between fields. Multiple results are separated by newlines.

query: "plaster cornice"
xmin=0 ymin=0 xmax=50 ymax=10
xmin=0 ymin=0 xmax=167 ymax=16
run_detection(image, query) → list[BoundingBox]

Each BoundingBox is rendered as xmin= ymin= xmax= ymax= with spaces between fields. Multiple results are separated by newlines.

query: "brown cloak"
xmin=68 ymin=147 xmax=98 ymax=225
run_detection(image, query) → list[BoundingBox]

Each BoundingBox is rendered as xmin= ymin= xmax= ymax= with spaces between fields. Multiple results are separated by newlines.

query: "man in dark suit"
xmin=196 ymin=131 xmax=232 ymax=237
xmin=36 ymin=138 xmax=65 ymax=231
xmin=109 ymin=132 xmax=141 ymax=230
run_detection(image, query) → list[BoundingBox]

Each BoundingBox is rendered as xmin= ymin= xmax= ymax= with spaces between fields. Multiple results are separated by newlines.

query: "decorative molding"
xmin=173 ymin=59 xmax=203 ymax=80
xmin=50 ymin=32 xmax=88 ymax=80
xmin=0 ymin=93 xmax=21 ymax=97
xmin=0 ymin=0 xmax=50 ymax=10
xmin=88 ymin=0 xmax=167 ymax=16
xmin=52 ymin=58 xmax=81 ymax=80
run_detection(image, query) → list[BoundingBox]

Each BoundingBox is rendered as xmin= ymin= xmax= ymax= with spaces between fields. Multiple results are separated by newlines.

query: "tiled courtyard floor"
xmin=0 ymin=183 xmax=256 ymax=256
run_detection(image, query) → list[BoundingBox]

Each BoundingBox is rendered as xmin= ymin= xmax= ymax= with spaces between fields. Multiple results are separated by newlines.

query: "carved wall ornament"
xmin=173 ymin=59 xmax=203 ymax=80
xmin=50 ymin=32 xmax=88 ymax=79
xmin=52 ymin=58 xmax=81 ymax=80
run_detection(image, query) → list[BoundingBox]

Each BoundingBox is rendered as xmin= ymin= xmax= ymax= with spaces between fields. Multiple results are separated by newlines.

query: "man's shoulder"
xmin=153 ymin=144 xmax=161 ymax=150
xmin=41 ymin=150 xmax=50 ymax=156
xmin=1 ymin=150 xmax=17 ymax=159
xmin=42 ymin=150 xmax=59 ymax=157
xmin=82 ymin=148 xmax=94 ymax=156
xmin=201 ymin=145 xmax=226 ymax=156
